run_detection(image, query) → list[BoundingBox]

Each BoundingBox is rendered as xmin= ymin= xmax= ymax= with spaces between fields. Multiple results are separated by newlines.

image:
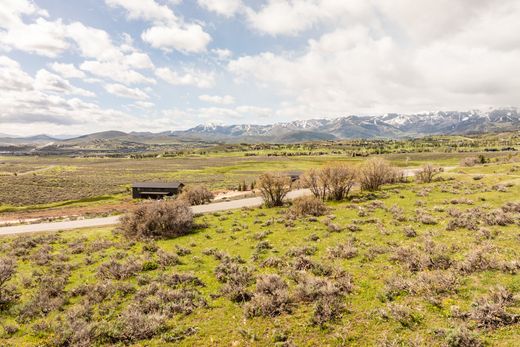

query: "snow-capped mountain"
xmin=172 ymin=108 xmax=520 ymax=142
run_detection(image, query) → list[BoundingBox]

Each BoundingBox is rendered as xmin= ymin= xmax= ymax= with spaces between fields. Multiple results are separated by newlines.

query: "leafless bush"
xmin=107 ymin=305 xmax=167 ymax=343
xmin=392 ymin=241 xmax=452 ymax=272
xmin=97 ymin=257 xmax=142 ymax=280
xmin=302 ymin=164 xmax=357 ymax=201
xmin=312 ymin=293 xmax=345 ymax=326
xmin=245 ymin=274 xmax=292 ymax=317
xmin=52 ymin=304 xmax=96 ymax=347
xmin=456 ymin=245 xmax=498 ymax=274
xmin=444 ymin=325 xmax=483 ymax=347
xmin=460 ymin=157 xmax=479 ymax=167
xmin=502 ymin=201 xmax=520 ymax=213
xmin=416 ymin=209 xmax=438 ymax=225
xmin=288 ymin=196 xmax=328 ymax=217
xmin=157 ymin=273 xmax=205 ymax=288
xmin=389 ymin=204 xmax=407 ymax=222
xmin=120 ymin=199 xmax=193 ymax=239
xmin=18 ymin=273 xmax=69 ymax=321
xmin=327 ymin=240 xmax=358 ymax=259
xmin=156 ymin=249 xmax=181 ymax=267
xmin=0 ymin=258 xmax=18 ymax=311
xmin=179 ymin=185 xmax=214 ymax=205
xmin=470 ymin=286 xmax=519 ymax=329
xmin=259 ymin=257 xmax=286 ymax=269
xmin=258 ymin=172 xmax=292 ymax=207
xmin=483 ymin=209 xmax=514 ymax=226
xmin=215 ymin=259 xmax=254 ymax=302
xmin=415 ymin=164 xmax=443 ymax=183
xmin=360 ymin=158 xmax=402 ymax=191
xmin=379 ymin=303 xmax=422 ymax=328
xmin=286 ymin=245 xmax=317 ymax=257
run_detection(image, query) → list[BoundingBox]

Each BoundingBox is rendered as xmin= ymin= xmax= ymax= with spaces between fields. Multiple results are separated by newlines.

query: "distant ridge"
xmin=2 ymin=108 xmax=519 ymax=146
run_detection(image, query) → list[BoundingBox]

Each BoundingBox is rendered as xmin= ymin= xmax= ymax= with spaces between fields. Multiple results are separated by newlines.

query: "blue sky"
xmin=1 ymin=0 xmax=519 ymax=136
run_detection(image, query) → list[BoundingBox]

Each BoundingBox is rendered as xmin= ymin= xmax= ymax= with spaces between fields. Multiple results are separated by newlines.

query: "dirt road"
xmin=0 ymin=166 xmax=453 ymax=236
xmin=0 ymin=189 xmax=311 ymax=236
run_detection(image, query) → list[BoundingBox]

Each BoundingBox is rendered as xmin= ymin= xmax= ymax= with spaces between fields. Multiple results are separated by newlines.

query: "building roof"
xmin=132 ymin=182 xmax=184 ymax=189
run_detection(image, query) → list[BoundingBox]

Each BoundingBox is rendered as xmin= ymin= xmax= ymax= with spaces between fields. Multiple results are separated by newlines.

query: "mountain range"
xmin=1 ymin=108 xmax=519 ymax=148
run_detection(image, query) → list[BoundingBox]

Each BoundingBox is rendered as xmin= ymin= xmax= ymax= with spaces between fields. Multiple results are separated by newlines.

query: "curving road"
xmin=0 ymin=189 xmax=312 ymax=236
xmin=0 ymin=167 xmax=448 ymax=236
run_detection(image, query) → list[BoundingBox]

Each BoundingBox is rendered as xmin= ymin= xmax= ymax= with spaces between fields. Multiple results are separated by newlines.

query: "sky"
xmin=1 ymin=0 xmax=519 ymax=136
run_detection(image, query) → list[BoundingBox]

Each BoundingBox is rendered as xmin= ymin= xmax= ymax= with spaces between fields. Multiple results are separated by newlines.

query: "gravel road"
xmin=0 ymin=167 xmax=450 ymax=236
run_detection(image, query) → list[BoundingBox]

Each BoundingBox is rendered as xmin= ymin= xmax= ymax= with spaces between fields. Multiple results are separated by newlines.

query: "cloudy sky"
xmin=1 ymin=0 xmax=519 ymax=136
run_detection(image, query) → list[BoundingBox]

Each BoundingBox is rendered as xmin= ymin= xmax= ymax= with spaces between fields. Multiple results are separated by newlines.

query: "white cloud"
xmin=142 ymin=24 xmax=211 ymax=53
xmin=198 ymin=0 xmax=243 ymax=17
xmin=133 ymin=101 xmax=155 ymax=109
xmin=199 ymin=94 xmax=235 ymax=105
xmin=105 ymin=83 xmax=149 ymax=100
xmin=106 ymin=0 xmax=211 ymax=54
xmin=229 ymin=12 xmax=520 ymax=118
xmin=156 ymin=67 xmax=215 ymax=88
xmin=66 ymin=22 xmax=123 ymax=61
xmin=212 ymin=48 xmax=233 ymax=60
xmin=245 ymin=0 xmax=370 ymax=36
xmin=105 ymin=0 xmax=177 ymax=23
xmin=0 ymin=18 xmax=69 ymax=57
xmin=34 ymin=69 xmax=95 ymax=97
xmin=0 ymin=0 xmax=48 ymax=29
xmin=81 ymin=60 xmax=155 ymax=85
xmin=0 ymin=56 xmax=33 ymax=91
xmin=50 ymin=62 xmax=85 ymax=79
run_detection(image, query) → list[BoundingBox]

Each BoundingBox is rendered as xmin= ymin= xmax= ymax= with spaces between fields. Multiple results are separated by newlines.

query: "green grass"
xmin=0 ymin=164 xmax=519 ymax=346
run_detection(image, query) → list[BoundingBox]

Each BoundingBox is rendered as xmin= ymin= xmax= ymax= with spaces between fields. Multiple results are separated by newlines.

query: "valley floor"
xmin=0 ymin=162 xmax=519 ymax=346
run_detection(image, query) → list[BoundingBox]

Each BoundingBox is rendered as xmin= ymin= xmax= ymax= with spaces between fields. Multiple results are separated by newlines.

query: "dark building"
xmin=132 ymin=182 xmax=184 ymax=199
xmin=287 ymin=171 xmax=302 ymax=182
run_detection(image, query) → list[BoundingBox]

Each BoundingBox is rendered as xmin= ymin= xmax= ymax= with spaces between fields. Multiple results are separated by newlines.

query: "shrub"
xmin=470 ymin=286 xmax=519 ymax=329
xmin=258 ymin=172 xmax=292 ymax=207
xmin=289 ymin=196 xmax=328 ymax=217
xmin=120 ymin=199 xmax=193 ymax=239
xmin=444 ymin=326 xmax=483 ymax=347
xmin=179 ymin=185 xmax=214 ymax=205
xmin=460 ymin=157 xmax=479 ymax=167
xmin=245 ymin=275 xmax=292 ymax=317
xmin=327 ymin=240 xmax=358 ymax=259
xmin=108 ymin=305 xmax=167 ymax=343
xmin=360 ymin=158 xmax=402 ymax=191
xmin=379 ymin=303 xmax=422 ymax=328
xmin=302 ymin=164 xmax=357 ymax=201
xmin=415 ymin=164 xmax=443 ymax=183
xmin=215 ymin=259 xmax=254 ymax=302
xmin=312 ymin=294 xmax=345 ymax=326
xmin=97 ymin=257 xmax=142 ymax=280
xmin=0 ymin=258 xmax=18 ymax=311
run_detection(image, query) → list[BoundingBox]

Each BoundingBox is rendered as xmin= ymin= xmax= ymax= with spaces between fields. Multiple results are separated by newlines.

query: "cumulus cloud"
xmin=141 ymin=24 xmax=211 ymax=53
xmin=156 ymin=67 xmax=215 ymax=88
xmin=34 ymin=69 xmax=95 ymax=97
xmin=198 ymin=0 xmax=243 ymax=17
xmin=81 ymin=60 xmax=155 ymax=85
xmin=0 ymin=55 xmax=135 ymax=133
xmin=105 ymin=0 xmax=177 ymax=23
xmin=50 ymin=62 xmax=85 ymax=79
xmin=199 ymin=94 xmax=235 ymax=105
xmin=105 ymin=83 xmax=149 ymax=100
xmin=106 ymin=0 xmax=212 ymax=54
xmin=229 ymin=0 xmax=520 ymax=117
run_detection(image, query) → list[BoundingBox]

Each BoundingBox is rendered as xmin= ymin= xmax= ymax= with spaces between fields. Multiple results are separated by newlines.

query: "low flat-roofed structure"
xmin=132 ymin=182 xmax=184 ymax=199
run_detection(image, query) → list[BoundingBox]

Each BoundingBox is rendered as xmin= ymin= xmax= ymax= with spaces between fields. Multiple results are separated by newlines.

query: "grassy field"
xmin=1 ymin=149 xmax=517 ymax=212
xmin=0 ymin=162 xmax=519 ymax=346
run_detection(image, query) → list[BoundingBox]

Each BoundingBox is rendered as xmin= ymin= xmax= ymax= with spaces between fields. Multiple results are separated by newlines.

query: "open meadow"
xmin=1 ymin=135 xmax=517 ymax=219
xmin=0 ymin=159 xmax=519 ymax=346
